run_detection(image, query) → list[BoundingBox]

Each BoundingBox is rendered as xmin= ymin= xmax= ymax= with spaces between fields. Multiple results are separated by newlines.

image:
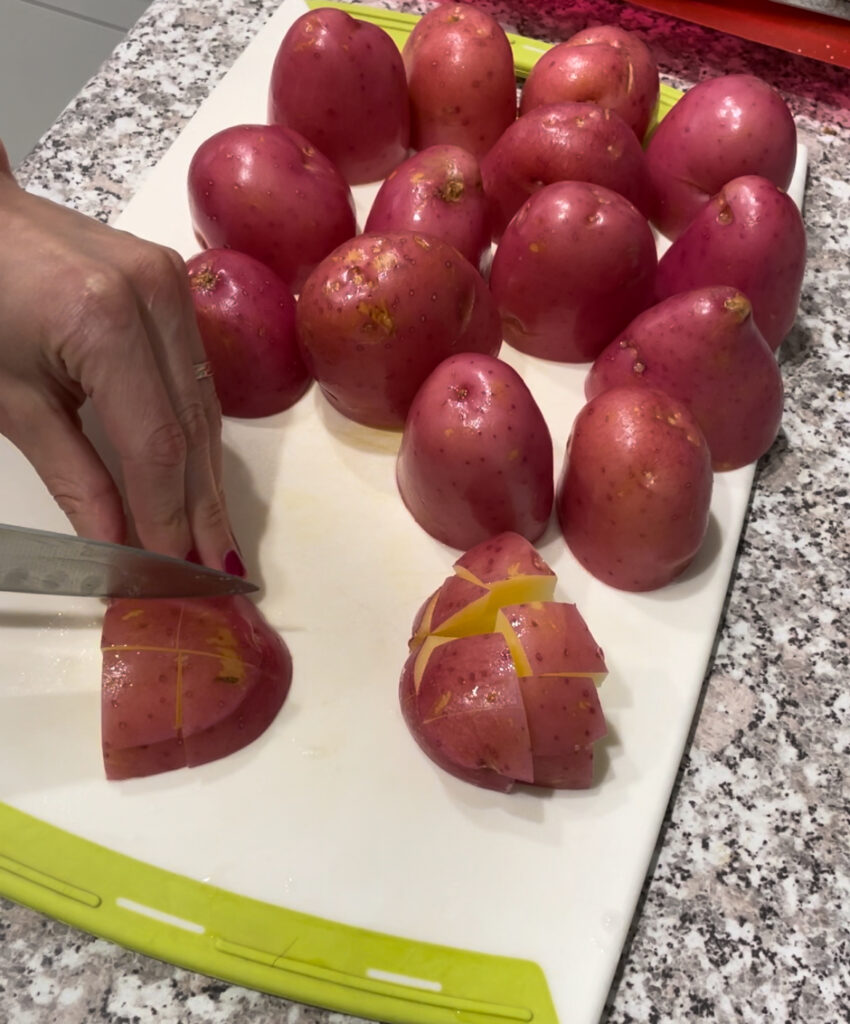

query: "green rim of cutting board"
xmin=0 ymin=801 xmax=558 ymax=1024
xmin=305 ymin=0 xmax=683 ymax=130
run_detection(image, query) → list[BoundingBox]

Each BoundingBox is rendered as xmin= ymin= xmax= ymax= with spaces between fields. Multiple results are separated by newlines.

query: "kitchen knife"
xmin=0 ymin=523 xmax=258 ymax=598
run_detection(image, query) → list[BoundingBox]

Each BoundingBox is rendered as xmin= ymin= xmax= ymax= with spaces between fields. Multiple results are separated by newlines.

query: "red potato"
xmin=268 ymin=8 xmax=409 ymax=185
xmin=521 ymin=675 xmax=607 ymax=789
xmin=187 ymin=123 xmax=356 ymax=293
xmin=655 ymin=175 xmax=807 ymax=352
xmin=296 ymin=232 xmax=501 ymax=429
xmin=403 ymin=3 xmax=517 ymax=159
xmin=412 ymin=633 xmax=535 ymax=783
xmin=186 ymin=249 xmax=310 ymax=418
xmin=101 ymin=596 xmax=292 ymax=780
xmin=396 ymin=353 xmax=554 ymax=549
xmin=427 ymin=575 xmax=492 ymax=639
xmin=557 ymin=386 xmax=713 ymax=592
xmin=409 ymin=532 xmax=558 ymax=652
xmin=400 ymin=538 xmax=608 ymax=791
xmin=399 ymin=648 xmax=516 ymax=793
xmin=586 ymin=286 xmax=784 ymax=471
xmin=489 ymin=181 xmax=657 ymax=363
xmin=520 ymin=25 xmax=659 ymax=140
xmin=364 ymin=145 xmax=492 ymax=270
xmin=645 ymin=73 xmax=797 ymax=239
xmin=494 ymin=602 xmax=607 ymax=681
xmin=480 ymin=102 xmax=654 ymax=239
xmin=452 ymin=530 xmax=556 ymax=593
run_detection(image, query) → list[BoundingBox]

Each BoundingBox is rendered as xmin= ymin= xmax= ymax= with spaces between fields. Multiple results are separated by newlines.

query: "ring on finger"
xmin=193 ymin=359 xmax=214 ymax=382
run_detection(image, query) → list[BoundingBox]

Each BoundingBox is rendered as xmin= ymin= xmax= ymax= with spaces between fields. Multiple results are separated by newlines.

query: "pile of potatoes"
xmin=185 ymin=2 xmax=805 ymax=595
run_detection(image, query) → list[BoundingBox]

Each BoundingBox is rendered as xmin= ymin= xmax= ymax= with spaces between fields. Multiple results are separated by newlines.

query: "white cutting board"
xmin=0 ymin=2 xmax=808 ymax=1021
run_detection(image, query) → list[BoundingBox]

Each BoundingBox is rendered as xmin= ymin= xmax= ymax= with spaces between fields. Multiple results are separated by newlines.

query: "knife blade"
xmin=0 ymin=524 xmax=258 ymax=598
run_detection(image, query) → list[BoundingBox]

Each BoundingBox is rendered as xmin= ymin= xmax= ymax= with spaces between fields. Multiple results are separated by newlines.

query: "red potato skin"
xmin=101 ymin=596 xmax=292 ymax=780
xmin=497 ymin=602 xmax=608 ymax=679
xmin=557 ymin=386 xmax=713 ymax=592
xmin=412 ymin=633 xmax=535 ymax=783
xmin=645 ymin=73 xmax=797 ymax=239
xmin=186 ymin=249 xmax=311 ymax=418
xmin=296 ymin=232 xmax=501 ymax=430
xmin=453 ymin=530 xmax=555 ymax=587
xmin=429 ymin=575 xmax=491 ymax=634
xmin=268 ymin=9 xmax=409 ymax=185
xmin=187 ymin=123 xmax=356 ymax=294
xmin=399 ymin=651 xmax=516 ymax=792
xmin=364 ymin=145 xmax=492 ymax=270
xmin=403 ymin=3 xmax=517 ymax=159
xmin=520 ymin=675 xmax=606 ymax=789
xmin=480 ymin=102 xmax=654 ymax=240
xmin=489 ymin=181 xmax=657 ymax=363
xmin=396 ymin=353 xmax=554 ymax=549
xmin=586 ymin=286 xmax=784 ymax=471
xmin=654 ymin=175 xmax=806 ymax=352
xmin=400 ymin=546 xmax=610 ymax=791
xmin=520 ymin=26 xmax=659 ymax=140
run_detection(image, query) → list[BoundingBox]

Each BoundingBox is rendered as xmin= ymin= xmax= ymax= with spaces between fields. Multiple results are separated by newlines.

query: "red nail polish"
xmin=224 ymin=549 xmax=245 ymax=577
xmin=185 ymin=548 xmax=201 ymax=564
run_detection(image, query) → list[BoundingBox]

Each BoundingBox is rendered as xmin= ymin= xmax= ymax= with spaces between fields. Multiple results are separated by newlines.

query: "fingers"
xmin=0 ymin=383 xmax=127 ymax=544
xmin=0 ymin=186 xmax=242 ymax=569
xmin=128 ymin=245 xmax=240 ymax=571
xmin=58 ymin=264 xmax=198 ymax=559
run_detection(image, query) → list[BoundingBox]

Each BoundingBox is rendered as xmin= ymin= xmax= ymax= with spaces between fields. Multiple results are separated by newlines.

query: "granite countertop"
xmin=2 ymin=1 xmax=848 ymax=1021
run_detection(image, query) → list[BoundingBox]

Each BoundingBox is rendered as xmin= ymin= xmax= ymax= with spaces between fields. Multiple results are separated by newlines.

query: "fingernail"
xmin=224 ymin=549 xmax=246 ymax=577
xmin=185 ymin=548 xmax=201 ymax=564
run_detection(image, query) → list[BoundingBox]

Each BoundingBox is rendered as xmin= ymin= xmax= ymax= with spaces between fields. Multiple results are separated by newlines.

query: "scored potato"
xmin=400 ymin=533 xmax=608 ymax=792
xmin=101 ymin=596 xmax=292 ymax=780
xmin=494 ymin=602 xmax=607 ymax=682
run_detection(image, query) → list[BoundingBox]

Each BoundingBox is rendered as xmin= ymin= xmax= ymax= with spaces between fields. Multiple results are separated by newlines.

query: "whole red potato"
xmin=480 ymin=102 xmax=653 ymax=239
xmin=268 ymin=8 xmax=409 ymax=184
xmin=489 ymin=181 xmax=657 ymax=362
xmin=586 ymin=286 xmax=784 ymax=471
xmin=296 ymin=232 xmax=501 ymax=429
xmin=364 ymin=145 xmax=492 ymax=270
xmin=520 ymin=25 xmax=659 ymax=140
xmin=645 ymin=73 xmax=797 ymax=239
xmin=557 ymin=386 xmax=713 ymax=592
xmin=396 ymin=352 xmax=554 ymax=549
xmin=187 ymin=123 xmax=356 ymax=293
xmin=655 ymin=174 xmax=806 ymax=352
xmin=186 ymin=249 xmax=310 ymax=419
xmin=403 ymin=3 xmax=517 ymax=159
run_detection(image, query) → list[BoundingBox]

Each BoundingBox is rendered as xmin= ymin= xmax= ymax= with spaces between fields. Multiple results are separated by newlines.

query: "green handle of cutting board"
xmin=0 ymin=802 xmax=558 ymax=1024
xmin=305 ymin=0 xmax=683 ymax=131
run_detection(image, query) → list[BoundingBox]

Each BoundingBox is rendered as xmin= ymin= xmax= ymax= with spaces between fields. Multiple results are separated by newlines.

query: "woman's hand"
xmin=0 ymin=147 xmax=243 ymax=574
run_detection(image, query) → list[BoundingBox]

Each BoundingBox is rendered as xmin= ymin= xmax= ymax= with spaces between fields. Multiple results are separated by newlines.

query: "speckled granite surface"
xmin=2 ymin=1 xmax=849 ymax=1021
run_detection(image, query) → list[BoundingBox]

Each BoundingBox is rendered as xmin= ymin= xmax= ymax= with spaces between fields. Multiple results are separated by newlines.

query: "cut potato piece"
xmin=400 ymin=536 xmax=608 ymax=791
